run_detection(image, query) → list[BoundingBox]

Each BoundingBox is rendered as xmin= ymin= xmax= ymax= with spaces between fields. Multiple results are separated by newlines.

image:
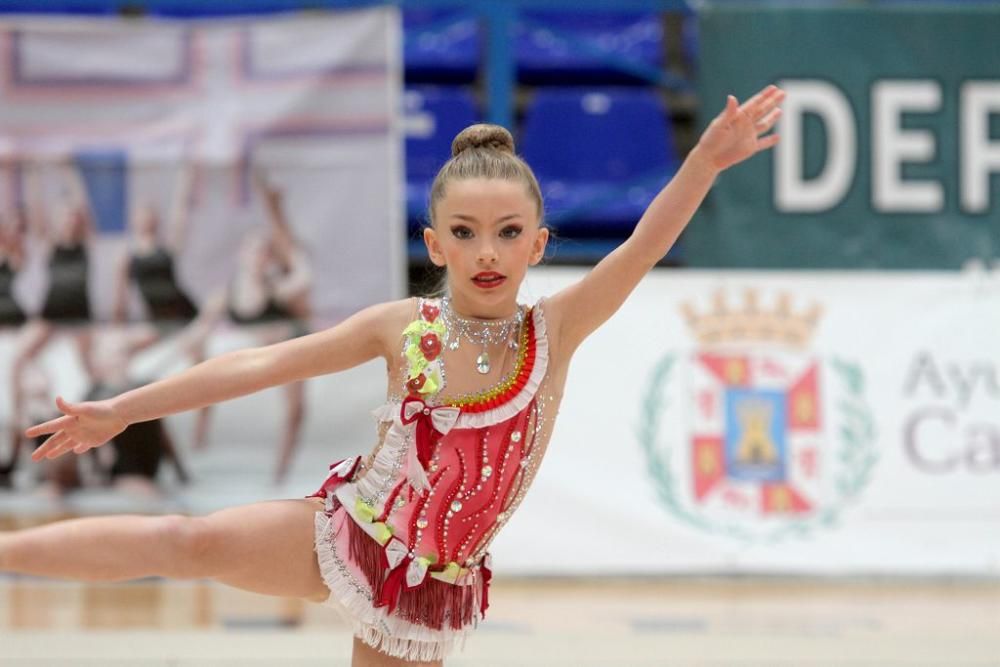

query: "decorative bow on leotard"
xmin=309 ymin=456 xmax=362 ymax=508
xmin=400 ymin=397 xmax=460 ymax=492
xmin=374 ymin=536 xmax=435 ymax=613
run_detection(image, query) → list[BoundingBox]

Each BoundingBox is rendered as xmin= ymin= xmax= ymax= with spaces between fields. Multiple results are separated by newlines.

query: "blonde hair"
xmin=426 ymin=124 xmax=544 ymax=227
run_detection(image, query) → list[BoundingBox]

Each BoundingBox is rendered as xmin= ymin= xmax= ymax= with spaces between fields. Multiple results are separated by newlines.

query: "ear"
xmin=529 ymin=226 xmax=549 ymax=266
xmin=423 ymin=226 xmax=447 ymax=267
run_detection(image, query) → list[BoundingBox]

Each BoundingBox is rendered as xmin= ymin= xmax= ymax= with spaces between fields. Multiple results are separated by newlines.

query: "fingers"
xmin=724 ymin=94 xmax=740 ymax=122
xmin=55 ymin=395 xmax=79 ymax=417
xmin=755 ymin=88 xmax=785 ymax=121
xmin=741 ymin=84 xmax=784 ymax=121
xmin=756 ymin=107 xmax=782 ymax=135
xmin=24 ymin=414 xmax=75 ymax=438
xmin=757 ymin=132 xmax=781 ymax=151
xmin=738 ymin=85 xmax=774 ymax=117
xmin=755 ymin=102 xmax=783 ymax=152
xmin=31 ymin=432 xmax=71 ymax=462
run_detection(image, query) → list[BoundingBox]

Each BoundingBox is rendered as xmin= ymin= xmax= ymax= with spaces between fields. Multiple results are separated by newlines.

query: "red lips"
xmin=472 ymin=272 xmax=506 ymax=289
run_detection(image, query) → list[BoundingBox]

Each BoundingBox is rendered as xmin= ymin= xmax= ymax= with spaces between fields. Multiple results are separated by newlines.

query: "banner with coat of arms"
xmin=498 ymin=268 xmax=999 ymax=576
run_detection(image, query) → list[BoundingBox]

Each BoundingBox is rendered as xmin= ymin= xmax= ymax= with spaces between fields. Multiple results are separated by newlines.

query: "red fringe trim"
xmin=339 ymin=502 xmax=482 ymax=631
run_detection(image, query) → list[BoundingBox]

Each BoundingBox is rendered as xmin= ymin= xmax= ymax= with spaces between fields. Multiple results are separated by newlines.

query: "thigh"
xmin=197 ymin=497 xmax=328 ymax=601
xmin=13 ymin=320 xmax=52 ymax=361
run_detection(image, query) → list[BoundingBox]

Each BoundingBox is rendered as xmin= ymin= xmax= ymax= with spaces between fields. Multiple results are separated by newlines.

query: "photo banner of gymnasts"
xmin=0 ymin=10 xmax=404 ymax=506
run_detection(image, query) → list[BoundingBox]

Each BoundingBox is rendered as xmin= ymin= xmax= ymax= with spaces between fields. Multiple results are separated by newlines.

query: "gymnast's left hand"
xmin=695 ymin=84 xmax=785 ymax=172
xmin=26 ymin=396 xmax=129 ymax=461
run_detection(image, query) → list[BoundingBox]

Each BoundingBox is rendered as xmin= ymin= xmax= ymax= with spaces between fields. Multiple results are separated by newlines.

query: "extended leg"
xmin=0 ymin=497 xmax=329 ymax=601
xmin=273 ymin=377 xmax=305 ymax=484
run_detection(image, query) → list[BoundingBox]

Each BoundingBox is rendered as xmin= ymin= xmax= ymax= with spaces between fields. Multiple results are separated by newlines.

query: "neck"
xmin=444 ymin=293 xmax=519 ymax=321
xmin=135 ymin=236 xmax=156 ymax=253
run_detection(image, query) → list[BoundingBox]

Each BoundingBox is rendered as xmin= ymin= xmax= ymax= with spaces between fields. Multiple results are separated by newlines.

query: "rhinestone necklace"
xmin=440 ymin=297 xmax=525 ymax=375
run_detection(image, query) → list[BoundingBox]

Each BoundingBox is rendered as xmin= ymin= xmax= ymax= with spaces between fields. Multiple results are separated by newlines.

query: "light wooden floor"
xmin=1 ymin=576 xmax=998 ymax=666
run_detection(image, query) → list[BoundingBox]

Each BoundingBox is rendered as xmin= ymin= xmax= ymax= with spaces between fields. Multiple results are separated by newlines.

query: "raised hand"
xmin=26 ymin=396 xmax=128 ymax=462
xmin=697 ymin=84 xmax=785 ymax=172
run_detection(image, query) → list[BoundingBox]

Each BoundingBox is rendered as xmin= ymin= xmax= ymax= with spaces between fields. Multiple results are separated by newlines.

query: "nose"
xmin=476 ymin=238 xmax=498 ymax=265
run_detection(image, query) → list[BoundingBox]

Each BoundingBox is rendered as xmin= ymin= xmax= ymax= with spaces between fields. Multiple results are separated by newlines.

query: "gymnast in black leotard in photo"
xmin=200 ymin=170 xmax=314 ymax=483
xmin=0 ymin=205 xmax=28 ymax=329
xmin=5 ymin=340 xmax=189 ymax=501
xmin=111 ymin=166 xmax=216 ymax=449
xmin=0 ymin=204 xmax=29 ymax=486
xmin=7 ymin=161 xmax=98 ymax=475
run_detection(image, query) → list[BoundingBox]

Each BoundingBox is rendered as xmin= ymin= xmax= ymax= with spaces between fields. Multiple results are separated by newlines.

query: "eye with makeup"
xmin=449 ymin=224 xmax=523 ymax=240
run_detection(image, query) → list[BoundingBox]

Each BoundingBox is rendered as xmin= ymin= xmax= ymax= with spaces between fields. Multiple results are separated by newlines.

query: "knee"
xmin=155 ymin=515 xmax=216 ymax=580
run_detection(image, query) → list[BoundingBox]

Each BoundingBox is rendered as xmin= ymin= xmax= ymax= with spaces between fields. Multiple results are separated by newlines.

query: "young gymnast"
xmin=5 ymin=85 xmax=784 ymax=666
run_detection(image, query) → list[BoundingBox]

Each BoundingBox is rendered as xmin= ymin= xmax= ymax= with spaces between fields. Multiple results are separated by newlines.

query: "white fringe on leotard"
xmin=313 ymin=509 xmax=477 ymax=662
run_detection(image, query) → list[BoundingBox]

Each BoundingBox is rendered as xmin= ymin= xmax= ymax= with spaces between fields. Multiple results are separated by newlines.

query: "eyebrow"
xmin=448 ymin=214 xmax=523 ymax=224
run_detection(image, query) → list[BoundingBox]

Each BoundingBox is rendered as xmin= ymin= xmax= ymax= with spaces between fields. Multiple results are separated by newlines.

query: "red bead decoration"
xmin=420 ymin=332 xmax=441 ymax=361
xmin=421 ymin=302 xmax=440 ymax=322
xmin=407 ymin=374 xmax=427 ymax=394
xmin=444 ymin=307 xmax=539 ymax=413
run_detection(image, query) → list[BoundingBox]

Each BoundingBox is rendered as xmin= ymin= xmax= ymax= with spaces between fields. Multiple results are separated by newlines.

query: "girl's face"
xmin=59 ymin=205 xmax=88 ymax=243
xmin=424 ymin=178 xmax=548 ymax=319
xmin=132 ymin=203 xmax=159 ymax=239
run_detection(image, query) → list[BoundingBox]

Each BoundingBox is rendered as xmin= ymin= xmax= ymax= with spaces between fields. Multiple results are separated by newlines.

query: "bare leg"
xmin=351 ymin=637 xmax=443 ymax=667
xmin=189 ymin=339 xmax=213 ymax=450
xmin=192 ymin=404 xmax=214 ymax=450
xmin=9 ymin=320 xmax=54 ymax=452
xmin=72 ymin=327 xmax=97 ymax=381
xmin=175 ymin=299 xmax=226 ymax=450
xmin=0 ymin=498 xmax=329 ymax=601
xmin=274 ymin=379 xmax=305 ymax=484
xmin=156 ymin=421 xmax=190 ymax=484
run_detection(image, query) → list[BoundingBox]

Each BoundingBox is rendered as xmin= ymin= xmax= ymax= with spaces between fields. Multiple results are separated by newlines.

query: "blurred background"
xmin=0 ymin=1 xmax=998 ymax=664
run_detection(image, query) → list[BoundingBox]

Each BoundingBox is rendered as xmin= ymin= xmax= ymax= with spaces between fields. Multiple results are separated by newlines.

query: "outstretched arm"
xmin=27 ymin=298 xmax=412 ymax=461
xmin=253 ymin=169 xmax=297 ymax=263
xmin=21 ymin=163 xmax=51 ymax=241
xmin=111 ymin=251 xmax=132 ymax=323
xmin=166 ymin=164 xmax=197 ymax=254
xmin=546 ymin=85 xmax=785 ymax=354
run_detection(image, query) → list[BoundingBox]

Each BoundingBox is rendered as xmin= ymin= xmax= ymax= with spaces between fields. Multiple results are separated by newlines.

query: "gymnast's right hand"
xmin=26 ymin=396 xmax=129 ymax=461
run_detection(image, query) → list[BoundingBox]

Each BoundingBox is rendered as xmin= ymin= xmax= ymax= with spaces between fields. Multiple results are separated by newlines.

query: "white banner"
xmin=0 ymin=11 xmax=404 ymax=322
xmin=498 ymin=268 xmax=1000 ymax=576
xmin=0 ymin=11 xmax=403 ymax=504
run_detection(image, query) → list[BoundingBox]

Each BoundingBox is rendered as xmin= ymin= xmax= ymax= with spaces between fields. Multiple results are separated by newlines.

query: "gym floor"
xmin=1 ymin=576 xmax=998 ymax=665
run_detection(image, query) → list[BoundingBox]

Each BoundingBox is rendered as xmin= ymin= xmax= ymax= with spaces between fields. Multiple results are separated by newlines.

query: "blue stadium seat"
xmin=403 ymin=9 xmax=480 ymax=83
xmin=404 ymin=86 xmax=479 ymax=234
xmin=520 ymin=88 xmax=680 ymax=239
xmin=515 ymin=11 xmax=664 ymax=84
xmin=682 ymin=12 xmax=699 ymax=75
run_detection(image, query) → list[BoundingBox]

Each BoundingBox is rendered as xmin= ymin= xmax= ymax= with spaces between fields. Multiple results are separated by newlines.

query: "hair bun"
xmin=451 ymin=124 xmax=515 ymax=157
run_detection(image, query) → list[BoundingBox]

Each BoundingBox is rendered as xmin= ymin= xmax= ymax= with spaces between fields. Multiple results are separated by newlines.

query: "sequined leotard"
xmin=309 ymin=297 xmax=557 ymax=662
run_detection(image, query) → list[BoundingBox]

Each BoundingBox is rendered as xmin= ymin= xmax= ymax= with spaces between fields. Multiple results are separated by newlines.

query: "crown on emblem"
xmin=681 ymin=289 xmax=821 ymax=347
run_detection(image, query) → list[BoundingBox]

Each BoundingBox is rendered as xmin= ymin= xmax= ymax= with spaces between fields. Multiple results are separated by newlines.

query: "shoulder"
xmin=364 ymin=296 xmax=417 ymax=329
xmin=310 ymin=297 xmax=416 ymax=366
xmin=362 ymin=297 xmax=418 ymax=353
xmin=529 ymin=294 xmax=564 ymax=355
